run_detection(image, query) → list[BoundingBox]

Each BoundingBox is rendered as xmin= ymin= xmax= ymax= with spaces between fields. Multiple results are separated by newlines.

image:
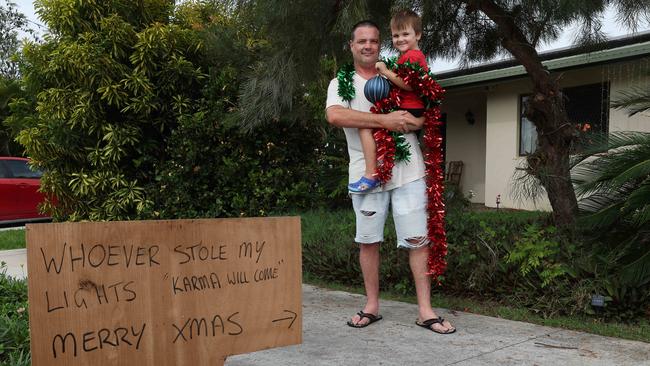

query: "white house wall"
xmin=442 ymin=88 xmax=487 ymax=203
xmin=608 ymin=58 xmax=650 ymax=133
xmin=483 ymin=79 xmax=552 ymax=210
xmin=479 ymin=58 xmax=650 ymax=210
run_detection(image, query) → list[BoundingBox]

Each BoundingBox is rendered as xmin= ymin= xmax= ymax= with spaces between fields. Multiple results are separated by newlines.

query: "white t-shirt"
xmin=326 ymin=73 xmax=425 ymax=191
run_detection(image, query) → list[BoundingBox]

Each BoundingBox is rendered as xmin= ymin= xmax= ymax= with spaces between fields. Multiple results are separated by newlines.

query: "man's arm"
xmin=326 ymin=106 xmax=423 ymax=133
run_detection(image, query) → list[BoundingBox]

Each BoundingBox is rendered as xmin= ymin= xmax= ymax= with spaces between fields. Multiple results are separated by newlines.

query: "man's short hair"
xmin=390 ymin=9 xmax=422 ymax=34
xmin=350 ymin=20 xmax=380 ymax=41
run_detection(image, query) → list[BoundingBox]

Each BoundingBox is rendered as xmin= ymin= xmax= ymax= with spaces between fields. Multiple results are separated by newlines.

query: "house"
xmin=436 ymin=33 xmax=650 ymax=210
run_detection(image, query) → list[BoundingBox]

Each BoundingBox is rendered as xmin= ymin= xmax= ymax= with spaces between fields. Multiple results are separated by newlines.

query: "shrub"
xmin=301 ymin=208 xmax=649 ymax=320
xmin=153 ymin=113 xmax=332 ymax=218
xmin=10 ymin=0 xmax=206 ymax=221
xmin=571 ymin=131 xmax=650 ymax=320
xmin=0 ymin=264 xmax=29 ymax=366
xmin=302 ymin=208 xmax=551 ymax=299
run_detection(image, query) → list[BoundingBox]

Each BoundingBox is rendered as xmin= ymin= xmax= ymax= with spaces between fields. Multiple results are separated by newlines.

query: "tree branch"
xmin=466 ymin=0 xmax=551 ymax=89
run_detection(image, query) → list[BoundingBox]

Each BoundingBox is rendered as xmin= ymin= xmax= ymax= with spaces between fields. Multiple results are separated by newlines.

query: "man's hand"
xmin=380 ymin=110 xmax=424 ymax=133
xmin=381 ymin=111 xmax=424 ymax=132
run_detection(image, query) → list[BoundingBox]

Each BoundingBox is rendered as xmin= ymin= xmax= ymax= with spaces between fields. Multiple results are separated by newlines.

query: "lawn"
xmin=0 ymin=228 xmax=25 ymax=250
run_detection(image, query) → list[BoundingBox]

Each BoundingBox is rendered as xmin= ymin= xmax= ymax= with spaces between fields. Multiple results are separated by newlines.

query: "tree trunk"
xmin=526 ymin=89 xmax=578 ymax=228
xmin=471 ymin=0 xmax=578 ymax=228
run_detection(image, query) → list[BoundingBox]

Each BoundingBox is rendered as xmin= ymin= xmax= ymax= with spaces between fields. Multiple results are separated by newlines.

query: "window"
xmin=4 ymin=159 xmax=43 ymax=179
xmin=519 ymin=95 xmax=536 ymax=155
xmin=0 ymin=163 xmax=9 ymax=178
xmin=519 ymin=83 xmax=610 ymax=155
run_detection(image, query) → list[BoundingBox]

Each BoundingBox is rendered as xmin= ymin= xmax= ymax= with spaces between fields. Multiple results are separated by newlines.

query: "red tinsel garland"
xmin=370 ymin=65 xmax=448 ymax=282
xmin=370 ymin=88 xmax=401 ymax=183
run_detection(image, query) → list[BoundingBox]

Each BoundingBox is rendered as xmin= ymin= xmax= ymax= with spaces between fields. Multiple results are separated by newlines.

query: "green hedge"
xmin=301 ymin=208 xmax=650 ymax=320
xmin=302 ymin=208 xmax=548 ymax=295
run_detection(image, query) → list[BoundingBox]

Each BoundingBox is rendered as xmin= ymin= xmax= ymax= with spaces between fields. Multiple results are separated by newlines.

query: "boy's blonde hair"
xmin=390 ymin=9 xmax=422 ymax=34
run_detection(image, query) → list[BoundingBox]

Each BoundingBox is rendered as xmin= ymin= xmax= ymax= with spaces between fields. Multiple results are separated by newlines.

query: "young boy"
xmin=348 ymin=9 xmax=428 ymax=193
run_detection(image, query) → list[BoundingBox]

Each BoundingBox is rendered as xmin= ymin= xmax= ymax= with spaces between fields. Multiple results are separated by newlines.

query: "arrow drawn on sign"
xmin=272 ymin=310 xmax=297 ymax=329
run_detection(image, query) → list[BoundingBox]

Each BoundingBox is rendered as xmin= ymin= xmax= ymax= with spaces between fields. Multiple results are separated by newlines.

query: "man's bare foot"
xmin=417 ymin=310 xmax=455 ymax=333
xmin=416 ymin=317 xmax=456 ymax=334
xmin=349 ymin=305 xmax=380 ymax=327
xmin=347 ymin=310 xmax=382 ymax=328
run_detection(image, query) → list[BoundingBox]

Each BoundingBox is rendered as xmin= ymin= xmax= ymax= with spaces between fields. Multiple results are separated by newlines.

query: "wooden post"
xmin=26 ymin=217 xmax=302 ymax=366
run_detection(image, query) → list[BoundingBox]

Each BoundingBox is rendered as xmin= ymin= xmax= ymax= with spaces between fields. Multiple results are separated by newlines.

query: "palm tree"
xmin=571 ymin=85 xmax=650 ymax=288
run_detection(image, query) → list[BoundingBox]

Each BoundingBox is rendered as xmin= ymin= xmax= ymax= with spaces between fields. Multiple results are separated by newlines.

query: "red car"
xmin=0 ymin=157 xmax=51 ymax=224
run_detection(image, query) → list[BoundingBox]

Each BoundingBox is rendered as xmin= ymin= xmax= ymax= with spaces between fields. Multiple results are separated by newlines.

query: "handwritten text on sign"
xmin=26 ymin=217 xmax=302 ymax=366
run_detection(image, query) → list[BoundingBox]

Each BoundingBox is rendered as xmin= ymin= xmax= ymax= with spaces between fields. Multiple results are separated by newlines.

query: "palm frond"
xmin=574 ymin=130 xmax=650 ymax=240
xmin=620 ymin=244 xmax=650 ymax=287
xmin=612 ymin=159 xmax=650 ymax=190
xmin=571 ymin=131 xmax=650 ymax=167
xmin=625 ymin=177 xmax=650 ymax=227
xmin=572 ymin=132 xmax=650 ymax=194
xmin=612 ymin=86 xmax=650 ymax=116
xmin=632 ymin=206 xmax=650 ymax=228
xmin=578 ymin=194 xmax=625 ymax=229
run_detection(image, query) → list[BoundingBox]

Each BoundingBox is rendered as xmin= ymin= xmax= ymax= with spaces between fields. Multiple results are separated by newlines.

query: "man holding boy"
xmin=325 ymin=19 xmax=455 ymax=334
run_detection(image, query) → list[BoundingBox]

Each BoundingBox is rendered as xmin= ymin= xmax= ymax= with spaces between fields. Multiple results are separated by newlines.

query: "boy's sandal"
xmin=415 ymin=317 xmax=456 ymax=334
xmin=348 ymin=176 xmax=380 ymax=193
xmin=347 ymin=311 xmax=383 ymax=328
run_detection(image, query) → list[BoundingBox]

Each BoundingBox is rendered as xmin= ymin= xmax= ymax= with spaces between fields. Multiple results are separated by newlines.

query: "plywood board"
xmin=26 ymin=217 xmax=302 ymax=366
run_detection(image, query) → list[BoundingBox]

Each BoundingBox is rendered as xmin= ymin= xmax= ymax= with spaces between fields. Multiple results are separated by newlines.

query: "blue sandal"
xmin=348 ymin=176 xmax=380 ymax=193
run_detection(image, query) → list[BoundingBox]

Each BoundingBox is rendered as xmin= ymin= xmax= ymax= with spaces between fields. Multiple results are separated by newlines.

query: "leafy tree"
xmin=0 ymin=1 xmax=34 ymax=155
xmin=239 ymin=0 xmax=650 ymax=228
xmin=0 ymin=0 xmax=33 ymax=79
xmin=152 ymin=1 xmax=350 ymax=218
xmin=237 ymin=0 xmax=393 ymax=131
xmin=9 ymin=0 xmax=206 ymax=220
xmin=0 ymin=78 xmax=22 ymax=155
xmin=7 ymin=0 xmax=347 ymax=220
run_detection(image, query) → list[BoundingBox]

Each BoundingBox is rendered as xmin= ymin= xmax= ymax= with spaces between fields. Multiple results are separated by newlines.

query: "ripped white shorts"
xmin=351 ymin=178 xmax=429 ymax=249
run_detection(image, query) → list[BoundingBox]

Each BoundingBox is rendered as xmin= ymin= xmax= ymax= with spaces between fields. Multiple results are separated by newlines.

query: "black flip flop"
xmin=347 ymin=310 xmax=383 ymax=328
xmin=416 ymin=317 xmax=456 ymax=334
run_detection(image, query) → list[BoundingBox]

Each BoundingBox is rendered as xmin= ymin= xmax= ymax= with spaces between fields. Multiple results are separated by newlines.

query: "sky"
xmin=11 ymin=0 xmax=650 ymax=72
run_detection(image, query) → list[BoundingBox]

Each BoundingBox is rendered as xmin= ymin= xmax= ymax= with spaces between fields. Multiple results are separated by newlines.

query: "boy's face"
xmin=391 ymin=25 xmax=421 ymax=53
xmin=349 ymin=26 xmax=380 ymax=67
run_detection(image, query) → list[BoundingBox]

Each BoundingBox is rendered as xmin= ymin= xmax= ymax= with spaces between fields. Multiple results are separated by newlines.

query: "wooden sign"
xmin=26 ymin=217 xmax=302 ymax=366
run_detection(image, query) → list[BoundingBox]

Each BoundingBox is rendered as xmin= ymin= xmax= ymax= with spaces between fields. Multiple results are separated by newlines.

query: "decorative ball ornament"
xmin=364 ymin=75 xmax=391 ymax=104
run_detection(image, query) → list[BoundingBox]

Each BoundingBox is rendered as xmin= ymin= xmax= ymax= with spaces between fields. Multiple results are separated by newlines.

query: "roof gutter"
xmin=438 ymin=40 xmax=650 ymax=89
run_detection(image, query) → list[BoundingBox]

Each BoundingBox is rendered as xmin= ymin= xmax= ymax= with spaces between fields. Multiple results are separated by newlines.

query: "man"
xmin=325 ymin=20 xmax=455 ymax=334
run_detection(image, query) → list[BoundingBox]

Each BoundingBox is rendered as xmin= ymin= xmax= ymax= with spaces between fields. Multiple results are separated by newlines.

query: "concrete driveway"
xmin=226 ymin=286 xmax=650 ymax=366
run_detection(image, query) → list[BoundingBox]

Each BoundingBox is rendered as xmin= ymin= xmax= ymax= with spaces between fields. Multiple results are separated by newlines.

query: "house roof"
xmin=436 ymin=32 xmax=650 ymax=89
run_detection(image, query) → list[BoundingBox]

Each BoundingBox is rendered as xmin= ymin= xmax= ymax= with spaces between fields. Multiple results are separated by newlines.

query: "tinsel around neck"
xmin=337 ymin=63 xmax=356 ymax=102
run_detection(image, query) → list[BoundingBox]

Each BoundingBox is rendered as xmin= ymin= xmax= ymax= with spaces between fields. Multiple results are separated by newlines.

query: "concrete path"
xmin=1 ymin=249 xmax=649 ymax=365
xmin=224 ymin=285 xmax=650 ymax=366
xmin=0 ymin=248 xmax=28 ymax=279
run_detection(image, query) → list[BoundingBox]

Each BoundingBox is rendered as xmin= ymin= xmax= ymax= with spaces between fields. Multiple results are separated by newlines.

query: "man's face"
xmin=349 ymin=26 xmax=380 ymax=67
